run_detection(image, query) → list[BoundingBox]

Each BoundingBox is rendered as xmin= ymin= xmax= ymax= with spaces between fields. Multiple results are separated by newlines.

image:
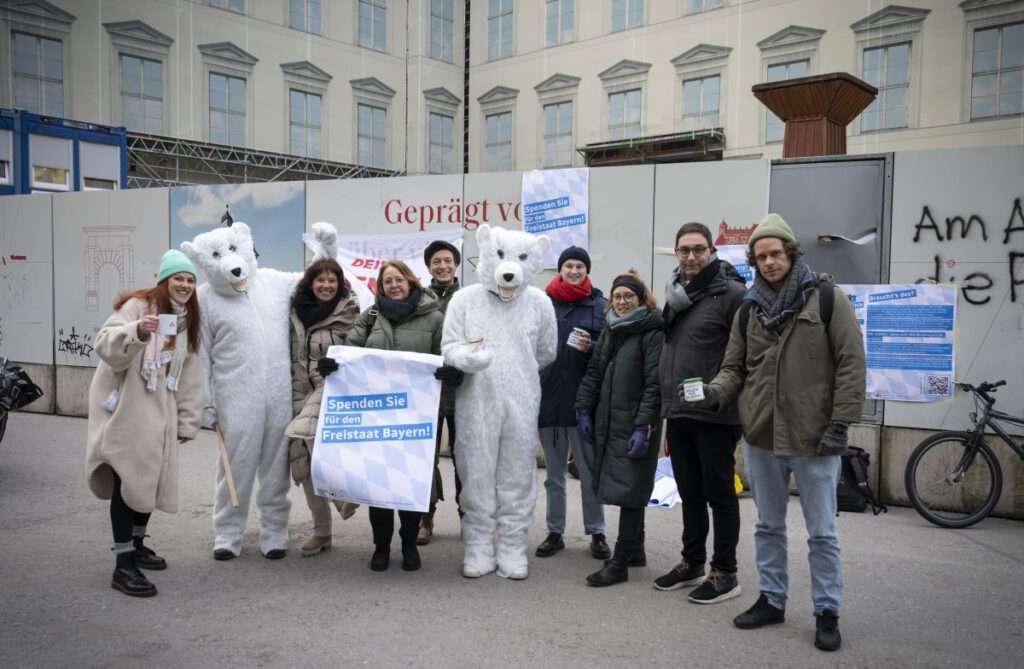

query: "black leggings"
xmin=110 ymin=471 xmax=151 ymax=544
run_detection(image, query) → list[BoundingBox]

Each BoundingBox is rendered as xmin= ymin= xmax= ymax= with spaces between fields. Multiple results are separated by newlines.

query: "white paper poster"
xmin=304 ymin=229 xmax=463 ymax=308
xmin=854 ymin=283 xmax=958 ymax=402
xmin=521 ymin=168 xmax=589 ymax=268
xmin=310 ymin=345 xmax=443 ymax=512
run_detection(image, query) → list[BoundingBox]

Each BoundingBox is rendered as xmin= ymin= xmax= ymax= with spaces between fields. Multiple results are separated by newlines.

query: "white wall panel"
xmin=887 ymin=147 xmax=1024 ymax=432
xmin=52 ymin=189 xmax=170 ymax=367
xmin=0 ymin=194 xmax=54 ymax=363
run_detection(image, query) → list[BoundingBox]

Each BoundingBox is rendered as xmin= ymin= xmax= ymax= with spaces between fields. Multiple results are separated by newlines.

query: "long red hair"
xmin=114 ymin=279 xmax=201 ymax=353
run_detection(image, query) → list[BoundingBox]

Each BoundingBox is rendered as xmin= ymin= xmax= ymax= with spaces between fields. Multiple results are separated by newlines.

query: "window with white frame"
xmin=861 ymin=43 xmax=909 ymax=131
xmin=608 ymin=89 xmax=641 ymax=140
xmin=357 ymin=103 xmax=387 ymax=168
xmin=290 ymin=90 xmax=322 ymax=159
xmin=0 ymin=160 xmax=9 ymax=184
xmin=12 ymin=32 xmax=64 ymax=116
xmin=611 ymin=0 xmax=642 ymax=32
xmin=488 ymin=0 xmax=513 ymax=61
xmin=971 ymin=22 xmax=1024 ymax=120
xmin=209 ymin=73 xmax=246 ymax=146
xmin=686 ymin=0 xmax=721 ymax=15
xmin=121 ymin=55 xmax=163 ymax=134
xmin=430 ymin=0 xmax=455 ymax=63
xmin=428 ymin=112 xmax=454 ymax=174
xmin=764 ymin=59 xmax=808 ymax=143
xmin=546 ymin=0 xmax=573 ymax=46
xmin=32 ymin=166 xmax=68 ymax=190
xmin=210 ymin=0 xmax=244 ymax=13
xmin=485 ymin=111 xmax=512 ymax=171
xmin=359 ymin=0 xmax=387 ymax=51
xmin=542 ymin=101 xmax=573 ymax=168
xmin=290 ymin=0 xmax=321 ymax=34
xmin=682 ymin=75 xmax=719 ymax=131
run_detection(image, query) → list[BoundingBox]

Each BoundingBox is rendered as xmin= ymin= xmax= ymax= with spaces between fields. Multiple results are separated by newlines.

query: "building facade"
xmin=1 ymin=0 xmax=1022 ymax=178
xmin=1 ymin=0 xmax=465 ymax=176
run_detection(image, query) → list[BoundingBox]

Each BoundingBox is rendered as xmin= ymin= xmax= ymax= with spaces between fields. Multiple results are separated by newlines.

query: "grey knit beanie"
xmin=748 ymin=213 xmax=796 ymax=249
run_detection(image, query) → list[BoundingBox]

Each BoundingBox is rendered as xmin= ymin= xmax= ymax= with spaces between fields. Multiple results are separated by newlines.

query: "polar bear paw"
xmin=311 ymin=221 xmax=338 ymax=246
xmin=460 ymin=348 xmax=493 ymax=373
xmin=496 ymin=564 xmax=529 ymax=580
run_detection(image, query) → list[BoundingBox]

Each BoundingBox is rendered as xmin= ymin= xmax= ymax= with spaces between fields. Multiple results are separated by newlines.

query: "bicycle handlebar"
xmin=956 ymin=380 xmax=1006 ymax=399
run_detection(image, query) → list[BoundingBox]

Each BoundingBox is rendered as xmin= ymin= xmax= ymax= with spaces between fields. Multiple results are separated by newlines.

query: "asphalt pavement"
xmin=1 ymin=412 xmax=1022 ymax=669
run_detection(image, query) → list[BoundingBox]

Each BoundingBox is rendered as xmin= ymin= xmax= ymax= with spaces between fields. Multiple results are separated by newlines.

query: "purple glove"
xmin=576 ymin=409 xmax=594 ymax=444
xmin=627 ymin=425 xmax=653 ymax=459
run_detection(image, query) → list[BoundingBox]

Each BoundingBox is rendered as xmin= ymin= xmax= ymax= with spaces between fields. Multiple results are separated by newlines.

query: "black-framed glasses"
xmin=675 ymin=245 xmax=709 ymax=257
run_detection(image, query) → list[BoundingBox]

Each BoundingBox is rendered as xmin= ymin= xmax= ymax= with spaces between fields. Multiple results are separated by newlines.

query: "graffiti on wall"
xmin=912 ymin=198 xmax=1024 ymax=306
xmin=57 ymin=326 xmax=95 ymax=360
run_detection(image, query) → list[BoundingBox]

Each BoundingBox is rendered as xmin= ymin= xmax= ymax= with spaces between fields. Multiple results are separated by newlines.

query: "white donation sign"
xmin=310 ymin=345 xmax=443 ymax=512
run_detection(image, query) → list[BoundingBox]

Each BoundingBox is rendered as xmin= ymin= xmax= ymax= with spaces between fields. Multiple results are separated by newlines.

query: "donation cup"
xmin=158 ymin=314 xmax=177 ymax=336
xmin=683 ymin=377 xmax=704 ymax=402
xmin=567 ymin=327 xmax=588 ymax=350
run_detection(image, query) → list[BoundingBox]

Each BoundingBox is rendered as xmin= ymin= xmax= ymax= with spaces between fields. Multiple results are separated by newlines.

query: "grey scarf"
xmin=607 ymin=305 xmax=649 ymax=331
xmin=753 ymin=256 xmax=810 ymax=332
xmin=664 ymin=253 xmax=719 ymax=313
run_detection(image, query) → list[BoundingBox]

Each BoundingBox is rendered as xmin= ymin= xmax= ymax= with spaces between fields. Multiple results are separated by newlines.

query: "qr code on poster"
xmin=923 ymin=374 xmax=952 ymax=397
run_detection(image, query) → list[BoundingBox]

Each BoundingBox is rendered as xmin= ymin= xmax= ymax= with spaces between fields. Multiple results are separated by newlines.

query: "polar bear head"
xmin=180 ymin=222 xmax=257 ymax=295
xmin=475 ymin=224 xmax=550 ymax=301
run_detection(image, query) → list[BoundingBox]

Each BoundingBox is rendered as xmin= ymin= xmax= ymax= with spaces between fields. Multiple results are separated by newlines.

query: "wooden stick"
xmin=215 ymin=424 xmax=239 ymax=508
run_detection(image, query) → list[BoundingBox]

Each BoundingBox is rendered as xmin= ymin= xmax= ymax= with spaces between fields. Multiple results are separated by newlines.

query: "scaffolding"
xmin=125 ymin=132 xmax=402 ymax=188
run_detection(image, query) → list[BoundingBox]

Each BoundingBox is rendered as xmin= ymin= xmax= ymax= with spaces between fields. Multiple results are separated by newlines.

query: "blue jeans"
xmin=539 ymin=426 xmax=605 ymax=535
xmin=744 ymin=442 xmax=843 ymax=614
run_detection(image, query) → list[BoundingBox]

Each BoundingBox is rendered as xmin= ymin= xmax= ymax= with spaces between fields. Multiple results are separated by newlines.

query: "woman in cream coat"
xmin=86 ymin=250 xmax=203 ymax=598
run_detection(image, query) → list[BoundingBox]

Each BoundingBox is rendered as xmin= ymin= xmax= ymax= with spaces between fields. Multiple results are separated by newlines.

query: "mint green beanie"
xmin=748 ymin=213 xmax=796 ymax=249
xmin=157 ymin=249 xmax=197 ymax=284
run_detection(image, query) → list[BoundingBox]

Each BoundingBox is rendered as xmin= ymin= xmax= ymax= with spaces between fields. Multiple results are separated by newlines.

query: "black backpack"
xmin=837 ymin=446 xmax=887 ymax=515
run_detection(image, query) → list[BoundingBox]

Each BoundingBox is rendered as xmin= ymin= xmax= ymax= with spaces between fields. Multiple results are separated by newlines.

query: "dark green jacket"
xmin=430 ymin=279 xmax=459 ymax=417
xmin=576 ymin=307 xmax=664 ymax=509
xmin=346 ymin=288 xmax=444 ymax=355
xmin=711 ymin=273 xmax=866 ymax=456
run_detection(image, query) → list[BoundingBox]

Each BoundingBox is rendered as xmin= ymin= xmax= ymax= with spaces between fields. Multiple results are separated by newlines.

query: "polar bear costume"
xmin=181 ymin=222 xmax=338 ymax=557
xmin=442 ymin=224 xmax=557 ymax=579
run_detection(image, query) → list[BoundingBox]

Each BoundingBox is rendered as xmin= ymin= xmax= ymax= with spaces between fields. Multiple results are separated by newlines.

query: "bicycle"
xmin=904 ymin=380 xmax=1024 ymax=528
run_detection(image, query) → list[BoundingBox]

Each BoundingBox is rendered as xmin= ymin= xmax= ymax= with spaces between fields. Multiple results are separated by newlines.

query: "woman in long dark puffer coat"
xmin=576 ymin=269 xmax=664 ymax=587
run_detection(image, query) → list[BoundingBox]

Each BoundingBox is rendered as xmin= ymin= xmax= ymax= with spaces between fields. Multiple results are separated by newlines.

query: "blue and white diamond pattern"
xmin=311 ymin=345 xmax=442 ymax=512
xmin=522 ymin=168 xmax=589 ymax=268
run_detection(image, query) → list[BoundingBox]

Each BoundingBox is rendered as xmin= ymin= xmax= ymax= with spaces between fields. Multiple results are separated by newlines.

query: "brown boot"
xmin=333 ymin=500 xmax=359 ymax=520
xmin=416 ymin=513 xmax=434 ymax=545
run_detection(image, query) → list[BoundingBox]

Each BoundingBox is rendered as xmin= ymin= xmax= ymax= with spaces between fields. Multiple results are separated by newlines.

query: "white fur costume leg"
xmin=443 ymin=225 xmax=557 ymax=579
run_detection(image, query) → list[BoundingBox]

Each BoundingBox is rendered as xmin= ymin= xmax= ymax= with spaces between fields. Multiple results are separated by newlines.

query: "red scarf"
xmin=546 ymin=275 xmax=593 ymax=303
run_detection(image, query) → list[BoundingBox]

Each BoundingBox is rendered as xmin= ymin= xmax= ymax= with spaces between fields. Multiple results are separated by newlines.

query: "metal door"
xmin=768 ymin=154 xmax=892 ymax=284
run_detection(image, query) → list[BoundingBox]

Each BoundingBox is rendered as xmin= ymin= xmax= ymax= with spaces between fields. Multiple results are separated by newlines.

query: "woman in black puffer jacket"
xmin=576 ymin=269 xmax=664 ymax=587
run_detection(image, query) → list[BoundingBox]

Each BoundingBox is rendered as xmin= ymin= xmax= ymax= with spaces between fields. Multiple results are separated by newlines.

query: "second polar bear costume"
xmin=181 ymin=221 xmax=338 ymax=558
xmin=442 ymin=224 xmax=557 ymax=579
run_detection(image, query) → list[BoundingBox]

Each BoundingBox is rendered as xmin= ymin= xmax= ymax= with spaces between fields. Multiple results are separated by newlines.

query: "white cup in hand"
xmin=158 ymin=314 xmax=177 ymax=336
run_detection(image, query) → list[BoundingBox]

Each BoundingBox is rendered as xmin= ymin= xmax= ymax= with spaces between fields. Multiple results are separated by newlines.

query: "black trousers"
xmin=368 ymin=507 xmax=421 ymax=547
xmin=110 ymin=471 xmax=150 ymax=544
xmin=666 ymin=417 xmax=742 ymax=573
xmin=616 ymin=506 xmax=645 ymax=547
xmin=428 ymin=413 xmax=462 ymax=515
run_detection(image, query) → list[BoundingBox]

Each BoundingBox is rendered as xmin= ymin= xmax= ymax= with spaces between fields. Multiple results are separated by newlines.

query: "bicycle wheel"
xmin=905 ymin=431 xmax=1002 ymax=529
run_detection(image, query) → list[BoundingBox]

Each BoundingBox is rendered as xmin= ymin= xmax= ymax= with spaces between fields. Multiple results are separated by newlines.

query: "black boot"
xmin=401 ymin=541 xmax=422 ymax=571
xmin=370 ymin=544 xmax=390 ymax=571
xmin=607 ymin=530 xmax=647 ymax=567
xmin=133 ymin=535 xmax=167 ymax=570
xmin=586 ymin=542 xmax=632 ymax=587
xmin=111 ymin=551 xmax=157 ymax=597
